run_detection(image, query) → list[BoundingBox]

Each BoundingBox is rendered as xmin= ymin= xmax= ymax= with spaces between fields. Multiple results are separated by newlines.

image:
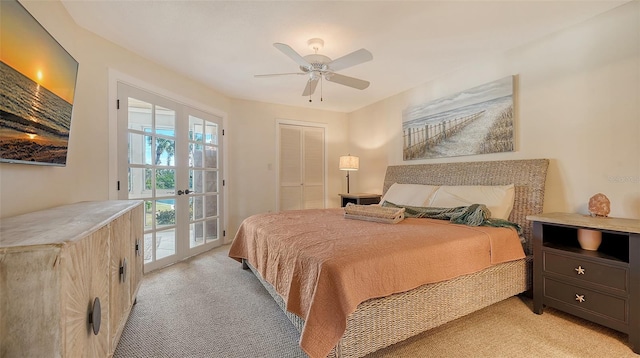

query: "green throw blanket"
xmin=382 ymin=201 xmax=524 ymax=243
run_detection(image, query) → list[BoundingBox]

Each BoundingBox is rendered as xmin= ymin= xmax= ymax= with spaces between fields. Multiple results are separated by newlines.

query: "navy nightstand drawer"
xmin=544 ymin=277 xmax=627 ymax=323
xmin=543 ymin=251 xmax=627 ymax=292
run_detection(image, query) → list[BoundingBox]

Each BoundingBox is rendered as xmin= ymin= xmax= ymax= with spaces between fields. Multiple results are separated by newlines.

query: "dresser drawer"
xmin=544 ymin=277 xmax=627 ymax=323
xmin=543 ymin=251 xmax=627 ymax=291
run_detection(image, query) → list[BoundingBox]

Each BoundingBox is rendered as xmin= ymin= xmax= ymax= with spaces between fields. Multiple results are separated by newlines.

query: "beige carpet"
xmin=115 ymin=245 xmax=636 ymax=357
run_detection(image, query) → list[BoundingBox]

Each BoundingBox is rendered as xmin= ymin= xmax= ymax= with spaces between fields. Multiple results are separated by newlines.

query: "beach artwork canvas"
xmin=0 ymin=0 xmax=79 ymax=166
xmin=402 ymin=76 xmax=515 ymax=160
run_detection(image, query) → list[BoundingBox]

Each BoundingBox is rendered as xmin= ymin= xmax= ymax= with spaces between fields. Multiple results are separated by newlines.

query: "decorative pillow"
xmin=427 ymin=184 xmax=515 ymax=220
xmin=380 ymin=183 xmax=440 ymax=207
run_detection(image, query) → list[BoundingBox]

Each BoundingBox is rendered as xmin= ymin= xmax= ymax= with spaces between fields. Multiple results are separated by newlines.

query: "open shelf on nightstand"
xmin=541 ymin=224 xmax=629 ymax=263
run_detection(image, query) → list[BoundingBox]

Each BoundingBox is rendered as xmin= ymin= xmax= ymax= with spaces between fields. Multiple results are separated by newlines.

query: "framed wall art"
xmin=402 ymin=76 xmax=515 ymax=160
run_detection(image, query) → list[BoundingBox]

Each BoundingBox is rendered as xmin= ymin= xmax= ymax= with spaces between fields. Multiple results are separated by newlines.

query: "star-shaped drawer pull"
xmin=575 ymin=266 xmax=585 ymax=275
xmin=575 ymin=294 xmax=586 ymax=303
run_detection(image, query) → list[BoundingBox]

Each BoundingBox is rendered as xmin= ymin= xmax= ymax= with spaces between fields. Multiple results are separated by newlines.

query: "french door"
xmin=117 ymin=83 xmax=223 ymax=272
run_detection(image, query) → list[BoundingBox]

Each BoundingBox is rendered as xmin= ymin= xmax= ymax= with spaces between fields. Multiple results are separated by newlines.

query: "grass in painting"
xmin=479 ymin=106 xmax=514 ymax=154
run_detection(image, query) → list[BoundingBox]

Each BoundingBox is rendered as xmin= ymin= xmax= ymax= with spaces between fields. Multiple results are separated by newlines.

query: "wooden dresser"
xmin=529 ymin=212 xmax=640 ymax=354
xmin=0 ymin=200 xmax=144 ymax=357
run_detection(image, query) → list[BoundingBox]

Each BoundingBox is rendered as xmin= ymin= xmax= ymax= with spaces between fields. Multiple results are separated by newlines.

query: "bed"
xmin=229 ymin=159 xmax=549 ymax=358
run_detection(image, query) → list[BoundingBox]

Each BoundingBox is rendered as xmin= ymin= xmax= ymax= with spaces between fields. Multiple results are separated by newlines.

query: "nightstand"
xmin=528 ymin=212 xmax=640 ymax=353
xmin=339 ymin=193 xmax=382 ymax=207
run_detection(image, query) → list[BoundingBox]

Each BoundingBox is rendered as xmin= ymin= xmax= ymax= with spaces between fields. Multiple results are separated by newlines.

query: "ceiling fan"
xmin=255 ymin=38 xmax=373 ymax=102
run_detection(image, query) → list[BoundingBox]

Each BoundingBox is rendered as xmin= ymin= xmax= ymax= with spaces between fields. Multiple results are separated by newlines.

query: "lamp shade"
xmin=339 ymin=155 xmax=359 ymax=171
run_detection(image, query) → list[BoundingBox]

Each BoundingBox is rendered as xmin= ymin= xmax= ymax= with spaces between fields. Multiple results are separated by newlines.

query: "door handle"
xmin=177 ymin=189 xmax=195 ymax=195
xmin=89 ymin=297 xmax=101 ymax=335
xmin=119 ymin=258 xmax=127 ymax=282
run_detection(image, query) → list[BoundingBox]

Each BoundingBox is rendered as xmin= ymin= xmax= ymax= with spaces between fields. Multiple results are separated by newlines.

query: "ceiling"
xmin=61 ymin=1 xmax=627 ymax=113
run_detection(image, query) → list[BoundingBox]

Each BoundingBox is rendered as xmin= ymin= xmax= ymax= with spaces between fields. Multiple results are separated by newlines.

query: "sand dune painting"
xmin=0 ymin=0 xmax=78 ymax=166
xmin=402 ymin=76 xmax=515 ymax=160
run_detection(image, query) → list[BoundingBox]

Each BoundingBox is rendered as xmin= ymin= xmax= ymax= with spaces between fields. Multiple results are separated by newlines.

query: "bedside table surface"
xmin=339 ymin=193 xmax=382 ymax=199
xmin=527 ymin=212 xmax=640 ymax=234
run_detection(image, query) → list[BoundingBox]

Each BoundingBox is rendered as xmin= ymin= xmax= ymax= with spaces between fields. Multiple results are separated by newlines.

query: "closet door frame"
xmin=275 ymin=119 xmax=328 ymax=211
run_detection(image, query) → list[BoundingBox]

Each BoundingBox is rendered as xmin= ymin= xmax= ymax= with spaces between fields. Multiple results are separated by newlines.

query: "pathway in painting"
xmin=424 ymin=103 xmax=510 ymax=158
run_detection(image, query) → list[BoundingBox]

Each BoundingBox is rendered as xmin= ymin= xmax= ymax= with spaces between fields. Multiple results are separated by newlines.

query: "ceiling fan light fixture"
xmin=257 ymin=40 xmax=372 ymax=102
xmin=307 ymin=38 xmax=324 ymax=53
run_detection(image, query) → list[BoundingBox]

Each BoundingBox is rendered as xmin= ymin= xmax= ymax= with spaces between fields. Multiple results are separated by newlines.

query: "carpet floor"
xmin=115 ymin=245 xmax=635 ymax=357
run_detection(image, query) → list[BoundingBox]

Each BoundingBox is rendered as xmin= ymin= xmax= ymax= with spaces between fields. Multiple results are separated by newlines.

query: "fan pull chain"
xmin=309 ymin=79 xmax=312 ymax=102
xmin=320 ymin=76 xmax=323 ymax=102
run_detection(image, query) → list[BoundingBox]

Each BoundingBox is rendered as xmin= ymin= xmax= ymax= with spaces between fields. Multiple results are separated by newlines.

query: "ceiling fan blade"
xmin=325 ymin=73 xmax=370 ymax=90
xmin=328 ymin=48 xmax=373 ymax=72
xmin=302 ymin=78 xmax=319 ymax=96
xmin=273 ymin=43 xmax=311 ymax=68
xmin=254 ymin=73 xmax=305 ymax=78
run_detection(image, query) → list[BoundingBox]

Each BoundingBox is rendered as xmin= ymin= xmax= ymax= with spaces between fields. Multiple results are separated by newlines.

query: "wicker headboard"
xmin=383 ymin=159 xmax=549 ymax=255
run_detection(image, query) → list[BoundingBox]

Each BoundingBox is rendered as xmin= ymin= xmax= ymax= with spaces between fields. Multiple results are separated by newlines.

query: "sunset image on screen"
xmin=0 ymin=0 xmax=79 ymax=166
xmin=0 ymin=0 xmax=77 ymax=104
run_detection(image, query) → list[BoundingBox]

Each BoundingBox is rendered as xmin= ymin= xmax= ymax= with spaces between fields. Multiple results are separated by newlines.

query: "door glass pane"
xmin=189 ymin=218 xmax=218 ymax=247
xmin=205 ymin=219 xmax=218 ymax=243
xmin=155 ymin=169 xmax=175 ymax=193
xmin=144 ymin=233 xmax=153 ymax=263
xmin=155 ymin=106 xmax=175 ymax=136
xmin=155 ymin=228 xmax=176 ymax=260
xmin=190 ymin=196 xmax=204 ymax=221
xmin=154 ymin=138 xmax=175 ymax=166
xmin=128 ymin=167 xmax=152 ymax=199
xmin=188 ymin=170 xmax=217 ymax=193
xmin=205 ymin=122 xmax=218 ymax=145
xmin=190 ymin=170 xmax=201 ymax=193
xmin=144 ymin=200 xmax=153 ymax=231
xmin=190 ymin=222 xmax=204 ymax=248
xmin=128 ymin=133 xmax=151 ymax=165
xmin=190 ymin=143 xmax=203 ymax=168
xmin=205 ymin=171 xmax=217 ymax=193
xmin=204 ymin=145 xmax=217 ymax=168
xmin=205 ymin=195 xmax=217 ymax=217
xmin=155 ymin=199 xmax=175 ymax=228
xmin=128 ymin=98 xmax=152 ymax=130
xmin=189 ymin=115 xmax=204 ymax=142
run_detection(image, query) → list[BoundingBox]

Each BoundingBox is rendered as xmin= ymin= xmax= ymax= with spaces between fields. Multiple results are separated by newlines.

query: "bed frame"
xmin=247 ymin=159 xmax=549 ymax=357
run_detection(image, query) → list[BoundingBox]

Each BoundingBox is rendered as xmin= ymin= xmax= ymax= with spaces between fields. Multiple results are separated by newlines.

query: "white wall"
xmin=226 ymin=99 xmax=348 ymax=238
xmin=349 ymin=1 xmax=640 ymax=220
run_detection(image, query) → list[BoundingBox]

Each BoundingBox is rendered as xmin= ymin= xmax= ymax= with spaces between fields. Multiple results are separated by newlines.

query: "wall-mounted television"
xmin=0 ymin=0 xmax=79 ymax=166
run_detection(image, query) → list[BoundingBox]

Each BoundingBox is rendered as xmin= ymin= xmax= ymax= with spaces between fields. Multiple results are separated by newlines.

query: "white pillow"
xmin=381 ymin=183 xmax=440 ymax=207
xmin=428 ymin=184 xmax=515 ymax=220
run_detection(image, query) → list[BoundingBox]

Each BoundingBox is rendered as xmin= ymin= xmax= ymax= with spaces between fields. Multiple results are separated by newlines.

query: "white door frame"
xmin=108 ymin=69 xmax=228 ymax=271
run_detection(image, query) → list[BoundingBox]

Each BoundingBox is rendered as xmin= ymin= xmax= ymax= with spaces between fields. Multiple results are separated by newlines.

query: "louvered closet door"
xmin=302 ymin=127 xmax=324 ymax=208
xmin=278 ymin=123 xmax=325 ymax=211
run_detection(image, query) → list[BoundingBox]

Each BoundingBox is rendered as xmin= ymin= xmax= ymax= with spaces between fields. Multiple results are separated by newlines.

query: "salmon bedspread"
xmin=228 ymin=208 xmax=525 ymax=358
